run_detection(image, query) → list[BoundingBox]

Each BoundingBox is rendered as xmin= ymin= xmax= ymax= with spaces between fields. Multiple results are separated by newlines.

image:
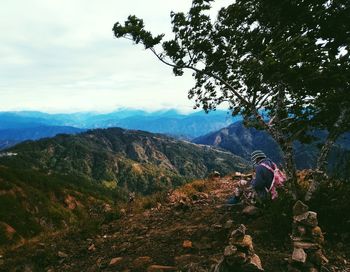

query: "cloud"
xmin=0 ymin=0 xmax=231 ymax=113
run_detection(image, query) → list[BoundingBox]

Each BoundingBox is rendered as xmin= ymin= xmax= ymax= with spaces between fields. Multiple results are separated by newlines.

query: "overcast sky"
xmin=0 ymin=0 xmax=232 ymax=113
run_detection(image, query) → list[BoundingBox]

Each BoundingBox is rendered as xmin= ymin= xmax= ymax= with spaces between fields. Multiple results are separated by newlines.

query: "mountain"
xmin=0 ymin=127 xmax=248 ymax=246
xmin=193 ymin=121 xmax=350 ymax=178
xmin=1 ymin=127 xmax=248 ymax=195
xmin=0 ymin=126 xmax=85 ymax=150
xmin=0 ymin=109 xmax=240 ymax=140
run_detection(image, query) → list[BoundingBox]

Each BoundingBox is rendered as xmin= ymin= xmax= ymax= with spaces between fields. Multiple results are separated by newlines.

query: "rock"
xmin=293 ymin=241 xmax=320 ymax=250
xmin=293 ymin=201 xmax=309 ymax=216
xmin=103 ymin=203 xmax=112 ymax=212
xmin=133 ymin=256 xmax=153 ymax=268
xmin=244 ymin=254 xmax=264 ymax=271
xmin=88 ymin=244 xmax=96 ymax=251
xmin=294 ymin=211 xmax=318 ymax=227
xmin=229 ymin=224 xmax=246 ymax=242
xmin=213 ymin=171 xmax=221 ymax=178
xmin=224 ymin=220 xmax=234 ymax=229
xmin=292 ymin=248 xmax=307 ymax=263
xmin=239 ymin=235 xmax=253 ymax=250
xmin=109 ymin=257 xmax=123 ymax=266
xmin=224 ymin=245 xmax=237 ymax=257
xmin=311 ymin=226 xmax=324 ymax=244
xmin=147 ymin=265 xmax=177 ymax=271
xmin=183 ymin=240 xmax=193 ymax=249
xmin=242 ymin=206 xmax=260 ymax=217
xmin=120 ymin=208 xmax=127 ymax=216
xmin=58 ymin=251 xmax=68 ymax=258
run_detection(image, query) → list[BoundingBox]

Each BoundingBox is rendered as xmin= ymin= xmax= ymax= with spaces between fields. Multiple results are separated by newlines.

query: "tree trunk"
xmin=280 ymin=141 xmax=299 ymax=199
xmin=316 ymin=107 xmax=347 ymax=172
xmin=305 ymin=106 xmax=348 ymax=201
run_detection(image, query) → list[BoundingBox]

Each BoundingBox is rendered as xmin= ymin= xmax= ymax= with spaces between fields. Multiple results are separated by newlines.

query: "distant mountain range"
xmin=193 ymin=121 xmax=350 ymax=179
xmin=0 ymin=126 xmax=85 ymax=150
xmin=0 ymin=109 xmax=240 ymax=149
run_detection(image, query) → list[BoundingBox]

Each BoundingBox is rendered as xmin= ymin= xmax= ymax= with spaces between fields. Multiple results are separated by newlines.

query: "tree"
xmin=113 ymin=0 xmax=349 ymax=199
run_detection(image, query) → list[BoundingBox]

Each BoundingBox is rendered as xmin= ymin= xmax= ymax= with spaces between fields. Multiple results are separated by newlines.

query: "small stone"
xmin=224 ymin=220 xmax=233 ymax=229
xmin=293 ymin=241 xmax=320 ymax=250
xmin=183 ymin=240 xmax=192 ymax=249
xmin=293 ymin=201 xmax=309 ymax=216
xmin=245 ymin=254 xmax=264 ymax=271
xmin=58 ymin=251 xmax=68 ymax=258
xmin=109 ymin=257 xmax=123 ymax=266
xmin=224 ymin=245 xmax=237 ymax=257
xmin=242 ymin=206 xmax=260 ymax=217
xmin=292 ymin=248 xmax=307 ymax=263
xmin=240 ymin=235 xmax=253 ymax=250
xmin=120 ymin=208 xmax=127 ymax=216
xmin=88 ymin=244 xmax=96 ymax=251
xmin=311 ymin=226 xmax=324 ymax=244
xmin=230 ymin=224 xmax=246 ymax=242
xmin=294 ymin=211 xmax=318 ymax=227
xmin=147 ymin=265 xmax=177 ymax=271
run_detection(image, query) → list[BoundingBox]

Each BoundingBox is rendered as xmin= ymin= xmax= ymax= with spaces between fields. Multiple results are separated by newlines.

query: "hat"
xmin=251 ymin=150 xmax=266 ymax=164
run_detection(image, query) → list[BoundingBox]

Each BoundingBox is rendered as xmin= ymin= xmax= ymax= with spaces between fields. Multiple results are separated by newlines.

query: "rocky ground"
xmin=1 ymin=176 xmax=349 ymax=272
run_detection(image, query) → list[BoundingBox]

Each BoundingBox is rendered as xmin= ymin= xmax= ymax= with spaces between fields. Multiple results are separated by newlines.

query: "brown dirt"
xmin=1 ymin=176 xmax=349 ymax=272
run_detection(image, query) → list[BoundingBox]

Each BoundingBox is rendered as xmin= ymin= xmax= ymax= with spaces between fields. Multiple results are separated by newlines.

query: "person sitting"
xmin=226 ymin=150 xmax=277 ymax=205
xmin=250 ymin=150 xmax=277 ymax=200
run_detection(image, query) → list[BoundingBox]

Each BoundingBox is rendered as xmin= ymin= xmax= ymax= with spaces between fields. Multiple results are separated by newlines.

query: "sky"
xmin=0 ymin=0 xmax=232 ymax=113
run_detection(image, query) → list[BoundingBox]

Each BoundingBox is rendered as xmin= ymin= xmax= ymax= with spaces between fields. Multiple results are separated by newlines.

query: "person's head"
xmin=251 ymin=150 xmax=267 ymax=165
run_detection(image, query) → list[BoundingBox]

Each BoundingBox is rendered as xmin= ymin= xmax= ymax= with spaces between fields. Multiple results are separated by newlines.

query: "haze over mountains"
xmin=0 ymin=109 xmax=239 ymax=149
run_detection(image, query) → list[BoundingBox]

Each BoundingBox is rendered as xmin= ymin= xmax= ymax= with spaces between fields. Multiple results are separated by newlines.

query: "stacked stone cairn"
xmin=213 ymin=224 xmax=264 ymax=272
xmin=289 ymin=200 xmax=328 ymax=272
